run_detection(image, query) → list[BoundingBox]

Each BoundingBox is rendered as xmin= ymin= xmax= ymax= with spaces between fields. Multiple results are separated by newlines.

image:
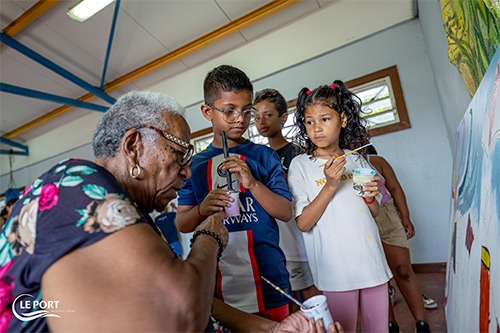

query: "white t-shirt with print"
xmin=288 ymin=152 xmax=392 ymax=291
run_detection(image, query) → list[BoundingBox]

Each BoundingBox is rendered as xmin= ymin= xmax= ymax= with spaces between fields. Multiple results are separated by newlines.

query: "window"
xmin=346 ymin=65 xmax=410 ymax=136
xmin=191 ymin=128 xmax=214 ymax=154
xmin=191 ymin=65 xmax=410 ymax=151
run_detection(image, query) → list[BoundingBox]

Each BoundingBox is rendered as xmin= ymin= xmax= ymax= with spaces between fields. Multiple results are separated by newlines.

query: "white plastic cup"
xmin=301 ymin=295 xmax=333 ymax=329
xmin=224 ymin=191 xmax=240 ymax=217
xmin=352 ymin=168 xmax=376 ymax=196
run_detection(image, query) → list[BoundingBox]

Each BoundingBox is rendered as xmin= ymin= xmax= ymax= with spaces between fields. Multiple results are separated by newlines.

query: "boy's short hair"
xmin=203 ymin=65 xmax=253 ymax=105
xmin=254 ymin=88 xmax=288 ymax=116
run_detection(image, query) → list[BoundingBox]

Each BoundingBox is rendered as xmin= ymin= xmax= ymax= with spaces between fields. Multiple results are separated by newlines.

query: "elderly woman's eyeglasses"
xmin=209 ymin=105 xmax=257 ymax=124
xmin=138 ymin=125 xmax=193 ymax=167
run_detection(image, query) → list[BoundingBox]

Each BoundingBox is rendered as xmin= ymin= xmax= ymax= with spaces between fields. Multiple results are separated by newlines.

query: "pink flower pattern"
xmin=0 ymin=159 xmax=150 ymax=332
xmin=38 ymin=184 xmax=59 ymax=211
xmin=0 ymin=260 xmax=14 ymax=333
xmin=22 ymin=186 xmax=31 ymax=198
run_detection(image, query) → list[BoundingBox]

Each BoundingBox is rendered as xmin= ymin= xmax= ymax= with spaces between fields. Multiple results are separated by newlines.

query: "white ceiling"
xmin=0 ymin=0 xmax=335 ymax=146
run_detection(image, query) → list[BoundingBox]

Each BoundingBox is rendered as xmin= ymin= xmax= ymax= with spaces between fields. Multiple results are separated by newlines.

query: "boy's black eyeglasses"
xmin=209 ymin=105 xmax=257 ymax=124
xmin=137 ymin=125 xmax=194 ymax=167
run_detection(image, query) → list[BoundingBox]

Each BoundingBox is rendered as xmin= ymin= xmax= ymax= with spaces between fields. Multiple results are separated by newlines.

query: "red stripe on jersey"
xmin=207 ymin=159 xmax=213 ymax=189
xmin=247 ymin=230 xmax=265 ymax=312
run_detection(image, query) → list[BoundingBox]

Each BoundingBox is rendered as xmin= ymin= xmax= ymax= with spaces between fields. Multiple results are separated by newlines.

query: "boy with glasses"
xmin=177 ymin=65 xmax=293 ymax=322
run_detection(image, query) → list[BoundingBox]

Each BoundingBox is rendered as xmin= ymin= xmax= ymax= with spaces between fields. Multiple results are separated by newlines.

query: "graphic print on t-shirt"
xmin=207 ymin=154 xmax=258 ymax=225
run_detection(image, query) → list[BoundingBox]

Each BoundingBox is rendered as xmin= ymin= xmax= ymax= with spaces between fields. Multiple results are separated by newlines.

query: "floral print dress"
xmin=0 ymin=159 xmax=230 ymax=333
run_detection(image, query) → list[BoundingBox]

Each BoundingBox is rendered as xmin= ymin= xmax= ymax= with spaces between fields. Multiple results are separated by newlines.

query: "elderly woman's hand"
xmin=195 ymin=211 xmax=229 ymax=249
xmin=270 ymin=311 xmax=344 ymax=333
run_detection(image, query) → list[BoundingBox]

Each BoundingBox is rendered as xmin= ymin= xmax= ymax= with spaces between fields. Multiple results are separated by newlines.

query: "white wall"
xmin=0 ymin=144 xmax=94 ymax=193
xmin=1 ymin=0 xmax=469 ymax=264
xmin=418 ymin=0 xmax=472 ymax=147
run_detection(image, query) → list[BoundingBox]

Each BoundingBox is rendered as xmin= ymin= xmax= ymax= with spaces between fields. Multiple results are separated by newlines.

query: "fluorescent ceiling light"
xmin=67 ymin=0 xmax=114 ymax=22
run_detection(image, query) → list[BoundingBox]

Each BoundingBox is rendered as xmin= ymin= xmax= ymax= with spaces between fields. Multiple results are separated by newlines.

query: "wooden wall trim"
xmin=2 ymin=0 xmax=58 ymax=38
xmin=191 ymin=127 xmax=213 ymax=139
xmin=411 ymin=262 xmax=446 ymax=274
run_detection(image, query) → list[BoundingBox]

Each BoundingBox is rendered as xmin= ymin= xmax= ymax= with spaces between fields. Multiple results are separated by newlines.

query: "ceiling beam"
xmin=1 ymin=0 xmax=59 ymax=151
xmin=100 ymin=0 xmax=121 ymax=88
xmin=1 ymin=33 xmax=116 ymax=104
xmin=1 ymin=0 xmax=59 ymax=38
xmin=0 ymin=138 xmax=29 ymax=156
xmin=1 ymin=83 xmax=109 ymax=112
xmin=2 ymin=0 xmax=300 ymax=140
xmin=109 ymin=0 xmax=300 ymax=88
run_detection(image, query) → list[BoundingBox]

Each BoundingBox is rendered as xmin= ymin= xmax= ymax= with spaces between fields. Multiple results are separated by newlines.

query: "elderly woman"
xmin=0 ymin=91 xmax=342 ymax=333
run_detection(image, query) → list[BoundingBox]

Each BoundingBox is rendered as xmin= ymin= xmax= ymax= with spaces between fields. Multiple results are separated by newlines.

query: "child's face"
xmin=206 ymin=90 xmax=254 ymax=142
xmin=304 ymin=104 xmax=346 ymax=151
xmin=254 ymin=100 xmax=285 ymax=138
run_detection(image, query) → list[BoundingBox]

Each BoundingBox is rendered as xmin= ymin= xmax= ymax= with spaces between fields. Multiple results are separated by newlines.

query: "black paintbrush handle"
xmin=221 ymin=131 xmax=234 ymax=191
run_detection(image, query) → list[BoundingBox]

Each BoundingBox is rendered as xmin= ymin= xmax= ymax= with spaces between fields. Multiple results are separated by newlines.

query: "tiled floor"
xmin=391 ymin=271 xmax=447 ymax=333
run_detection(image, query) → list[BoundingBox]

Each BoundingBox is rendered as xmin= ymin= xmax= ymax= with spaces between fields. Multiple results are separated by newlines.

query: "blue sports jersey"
xmin=178 ymin=140 xmax=292 ymax=313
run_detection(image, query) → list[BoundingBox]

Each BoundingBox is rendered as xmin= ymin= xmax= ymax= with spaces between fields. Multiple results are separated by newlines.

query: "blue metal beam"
xmin=101 ymin=0 xmax=121 ymax=88
xmin=1 ymin=83 xmax=109 ymax=112
xmin=0 ymin=138 xmax=28 ymax=152
xmin=0 ymin=138 xmax=29 ymax=156
xmin=0 ymin=150 xmax=29 ymax=156
xmin=0 ymin=32 xmax=116 ymax=105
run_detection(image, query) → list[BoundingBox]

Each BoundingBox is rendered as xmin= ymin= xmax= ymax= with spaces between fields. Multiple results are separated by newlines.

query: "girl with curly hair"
xmin=288 ymin=81 xmax=393 ymax=332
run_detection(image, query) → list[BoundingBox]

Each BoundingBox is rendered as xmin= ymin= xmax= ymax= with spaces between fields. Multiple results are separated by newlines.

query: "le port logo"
xmin=12 ymin=294 xmax=64 ymax=322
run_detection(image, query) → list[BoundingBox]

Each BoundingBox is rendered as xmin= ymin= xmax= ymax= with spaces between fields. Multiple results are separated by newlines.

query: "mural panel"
xmin=446 ymin=45 xmax=500 ymax=332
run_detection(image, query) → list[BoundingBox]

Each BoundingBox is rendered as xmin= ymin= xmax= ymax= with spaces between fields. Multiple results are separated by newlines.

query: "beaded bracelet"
xmin=363 ymin=197 xmax=376 ymax=204
xmin=190 ymin=229 xmax=224 ymax=261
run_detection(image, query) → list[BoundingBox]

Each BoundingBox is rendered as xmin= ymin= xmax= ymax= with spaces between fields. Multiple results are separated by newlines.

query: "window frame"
xmin=346 ymin=65 xmax=410 ymax=136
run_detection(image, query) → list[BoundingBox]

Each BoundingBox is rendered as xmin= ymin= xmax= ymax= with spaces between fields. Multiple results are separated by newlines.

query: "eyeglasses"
xmin=209 ymin=105 xmax=257 ymax=124
xmin=138 ymin=125 xmax=194 ymax=167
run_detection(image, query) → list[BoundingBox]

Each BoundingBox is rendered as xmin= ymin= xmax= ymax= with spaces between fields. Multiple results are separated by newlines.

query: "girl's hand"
xmin=199 ymin=189 xmax=233 ymax=216
xmin=220 ymin=156 xmax=257 ymax=190
xmin=324 ymin=157 xmax=346 ymax=189
xmin=362 ymin=175 xmax=380 ymax=201
xmin=401 ymin=217 xmax=415 ymax=239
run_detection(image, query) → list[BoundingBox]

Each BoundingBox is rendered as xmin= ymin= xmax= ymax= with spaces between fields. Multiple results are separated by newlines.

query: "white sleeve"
xmin=288 ymin=157 xmax=310 ymax=218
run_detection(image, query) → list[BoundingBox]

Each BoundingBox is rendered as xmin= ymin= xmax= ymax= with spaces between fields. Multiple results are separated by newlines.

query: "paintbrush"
xmin=261 ymin=275 xmax=308 ymax=309
xmin=333 ymin=142 xmax=373 ymax=161
xmin=221 ymin=131 xmax=234 ymax=191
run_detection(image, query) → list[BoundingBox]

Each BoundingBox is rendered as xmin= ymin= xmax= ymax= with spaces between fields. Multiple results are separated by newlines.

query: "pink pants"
xmin=324 ymin=283 xmax=388 ymax=333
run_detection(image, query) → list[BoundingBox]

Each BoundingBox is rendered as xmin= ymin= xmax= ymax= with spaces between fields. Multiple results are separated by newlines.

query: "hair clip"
xmin=330 ymin=83 xmax=337 ymax=89
xmin=306 ymin=89 xmax=311 ymax=95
